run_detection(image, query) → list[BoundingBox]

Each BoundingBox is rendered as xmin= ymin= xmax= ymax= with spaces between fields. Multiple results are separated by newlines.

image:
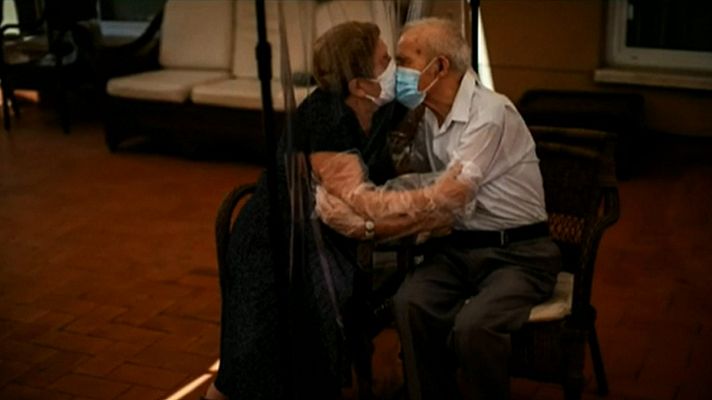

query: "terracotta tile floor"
xmin=1 ymin=105 xmax=711 ymax=399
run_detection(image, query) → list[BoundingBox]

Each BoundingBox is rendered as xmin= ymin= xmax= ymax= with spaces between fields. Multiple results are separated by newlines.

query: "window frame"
xmin=605 ymin=0 xmax=712 ymax=72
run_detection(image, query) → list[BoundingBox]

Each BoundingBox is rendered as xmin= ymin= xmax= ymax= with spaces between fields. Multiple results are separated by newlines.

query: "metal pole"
xmin=254 ymin=1 xmax=290 ymax=398
xmin=471 ymin=0 xmax=479 ymax=73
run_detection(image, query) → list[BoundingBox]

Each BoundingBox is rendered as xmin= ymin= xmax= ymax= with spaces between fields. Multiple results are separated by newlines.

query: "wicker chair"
xmin=216 ymin=125 xmax=620 ymax=400
xmin=353 ymin=126 xmax=620 ymax=400
xmin=509 ymin=126 xmax=620 ymax=399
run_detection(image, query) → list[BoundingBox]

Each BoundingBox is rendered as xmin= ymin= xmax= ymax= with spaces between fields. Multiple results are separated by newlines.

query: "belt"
xmin=449 ymin=222 xmax=549 ymax=248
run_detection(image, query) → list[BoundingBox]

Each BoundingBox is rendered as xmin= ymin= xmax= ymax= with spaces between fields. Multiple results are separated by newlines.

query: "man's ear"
xmin=436 ymin=56 xmax=450 ymax=78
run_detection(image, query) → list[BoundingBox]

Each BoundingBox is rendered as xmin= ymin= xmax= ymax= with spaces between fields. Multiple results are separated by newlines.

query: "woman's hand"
xmin=414 ymin=213 xmax=454 ymax=244
xmin=428 ymin=162 xmax=474 ymax=210
xmin=315 ymin=185 xmax=366 ymax=239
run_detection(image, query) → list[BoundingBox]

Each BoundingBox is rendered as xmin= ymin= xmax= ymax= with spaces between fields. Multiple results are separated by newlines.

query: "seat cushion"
xmin=191 ymin=78 xmax=312 ymax=111
xmin=160 ymin=0 xmax=234 ymax=70
xmin=107 ymin=69 xmax=230 ymax=103
xmin=528 ymin=271 xmax=574 ymax=322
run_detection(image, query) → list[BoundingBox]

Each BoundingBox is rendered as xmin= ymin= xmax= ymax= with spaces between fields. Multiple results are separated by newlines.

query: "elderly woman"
xmin=204 ymin=21 xmax=470 ymax=400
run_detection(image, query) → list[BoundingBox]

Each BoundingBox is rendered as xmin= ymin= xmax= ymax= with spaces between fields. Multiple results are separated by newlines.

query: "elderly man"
xmin=391 ymin=18 xmax=561 ymax=399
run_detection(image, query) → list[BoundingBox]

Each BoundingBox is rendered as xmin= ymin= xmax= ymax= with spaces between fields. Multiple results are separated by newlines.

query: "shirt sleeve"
xmin=450 ymin=120 xmax=504 ymax=190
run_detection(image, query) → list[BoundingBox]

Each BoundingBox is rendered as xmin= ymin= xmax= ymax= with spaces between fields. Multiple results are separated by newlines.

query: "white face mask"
xmin=367 ymin=59 xmax=396 ymax=107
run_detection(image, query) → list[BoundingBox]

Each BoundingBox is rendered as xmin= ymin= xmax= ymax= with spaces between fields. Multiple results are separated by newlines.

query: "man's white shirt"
xmin=416 ymin=70 xmax=548 ymax=231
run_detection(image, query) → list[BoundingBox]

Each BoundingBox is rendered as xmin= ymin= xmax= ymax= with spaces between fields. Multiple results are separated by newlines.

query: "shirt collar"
xmin=432 ymin=69 xmax=477 ymax=135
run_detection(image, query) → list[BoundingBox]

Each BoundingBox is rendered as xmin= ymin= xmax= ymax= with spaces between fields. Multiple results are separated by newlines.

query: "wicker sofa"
xmin=103 ymin=0 xmax=395 ymax=161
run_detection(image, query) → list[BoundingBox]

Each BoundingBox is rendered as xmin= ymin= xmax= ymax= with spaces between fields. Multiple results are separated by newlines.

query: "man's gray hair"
xmin=402 ymin=17 xmax=471 ymax=73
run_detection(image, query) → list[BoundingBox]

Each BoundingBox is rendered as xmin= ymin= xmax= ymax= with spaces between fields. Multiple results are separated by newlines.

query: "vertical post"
xmin=471 ymin=0 xmax=479 ymax=73
xmin=0 ymin=30 xmax=11 ymax=131
xmin=254 ymin=1 xmax=290 ymax=398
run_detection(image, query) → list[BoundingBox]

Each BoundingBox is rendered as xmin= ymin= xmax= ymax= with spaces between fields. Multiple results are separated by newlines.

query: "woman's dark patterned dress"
xmin=214 ymin=89 xmax=402 ymax=399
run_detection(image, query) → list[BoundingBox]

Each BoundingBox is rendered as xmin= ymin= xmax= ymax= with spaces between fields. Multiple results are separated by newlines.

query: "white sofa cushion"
xmin=232 ymin=0 xmax=315 ymax=79
xmin=191 ymin=78 xmax=311 ymax=111
xmin=160 ymin=0 xmax=234 ymax=70
xmin=107 ymin=70 xmax=231 ymax=103
xmin=528 ymin=272 xmax=575 ymax=322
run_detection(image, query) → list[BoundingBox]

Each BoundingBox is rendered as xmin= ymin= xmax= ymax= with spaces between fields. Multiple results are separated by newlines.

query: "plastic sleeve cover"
xmin=311 ymin=151 xmax=474 ymax=241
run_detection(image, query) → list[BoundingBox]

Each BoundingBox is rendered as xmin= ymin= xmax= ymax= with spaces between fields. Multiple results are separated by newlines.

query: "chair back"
xmin=531 ymin=126 xmax=620 ymax=316
xmin=159 ymin=0 xmax=234 ymax=70
xmin=215 ymin=184 xmax=257 ymax=296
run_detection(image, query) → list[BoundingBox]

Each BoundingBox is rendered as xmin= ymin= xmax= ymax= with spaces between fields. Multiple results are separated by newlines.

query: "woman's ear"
xmin=347 ymin=78 xmax=363 ymax=97
xmin=348 ymin=78 xmax=373 ymax=98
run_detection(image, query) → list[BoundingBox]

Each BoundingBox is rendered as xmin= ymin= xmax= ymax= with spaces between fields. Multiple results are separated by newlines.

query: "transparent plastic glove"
xmin=311 ymin=151 xmax=474 ymax=241
xmin=314 ymin=185 xmax=365 ymax=239
xmin=311 ymin=152 xmax=442 ymax=220
xmin=425 ymin=162 xmax=475 ymax=211
xmin=316 ymin=185 xmax=457 ymax=242
xmin=347 ymin=161 xmax=474 ymax=220
xmin=414 ymin=218 xmax=453 ymax=245
xmin=382 ymin=171 xmax=440 ymax=191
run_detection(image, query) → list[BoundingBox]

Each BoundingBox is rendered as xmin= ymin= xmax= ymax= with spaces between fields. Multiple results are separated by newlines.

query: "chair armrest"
xmin=99 ymin=10 xmax=163 ymax=55
xmin=596 ymin=186 xmax=620 ymax=232
xmin=94 ymin=11 xmax=164 ymax=82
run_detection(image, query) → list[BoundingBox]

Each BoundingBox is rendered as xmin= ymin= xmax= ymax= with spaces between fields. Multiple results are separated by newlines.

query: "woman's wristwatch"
xmin=364 ymin=219 xmax=375 ymax=240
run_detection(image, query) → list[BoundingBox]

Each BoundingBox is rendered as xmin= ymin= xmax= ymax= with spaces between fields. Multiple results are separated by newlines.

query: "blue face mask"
xmin=396 ymin=58 xmax=440 ymax=109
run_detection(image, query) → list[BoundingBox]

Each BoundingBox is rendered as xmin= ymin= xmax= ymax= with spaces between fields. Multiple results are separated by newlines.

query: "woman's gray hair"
xmin=402 ymin=17 xmax=471 ymax=73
